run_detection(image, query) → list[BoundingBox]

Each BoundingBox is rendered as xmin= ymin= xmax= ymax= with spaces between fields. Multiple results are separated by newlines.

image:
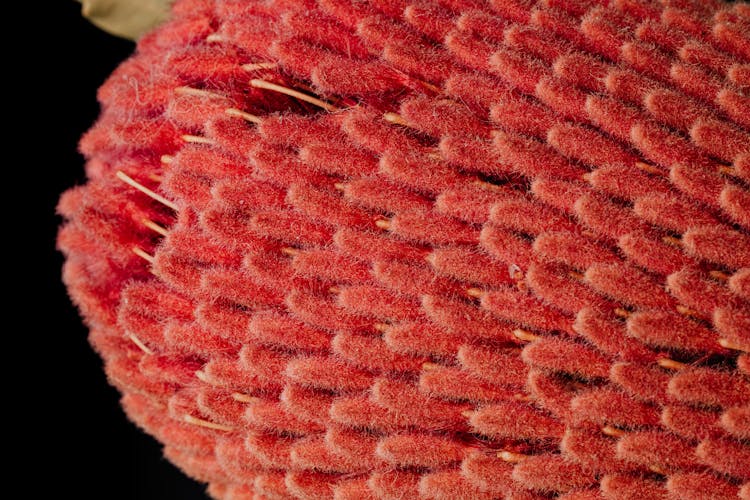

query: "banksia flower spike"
xmin=61 ymin=0 xmax=750 ymax=498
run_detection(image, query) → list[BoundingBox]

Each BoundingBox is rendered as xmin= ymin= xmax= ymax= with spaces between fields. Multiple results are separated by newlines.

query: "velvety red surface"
xmin=59 ymin=0 xmax=749 ymax=498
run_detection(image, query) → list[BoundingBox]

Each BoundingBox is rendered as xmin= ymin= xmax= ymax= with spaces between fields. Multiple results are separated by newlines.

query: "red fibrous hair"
xmin=60 ymin=0 xmax=750 ymax=498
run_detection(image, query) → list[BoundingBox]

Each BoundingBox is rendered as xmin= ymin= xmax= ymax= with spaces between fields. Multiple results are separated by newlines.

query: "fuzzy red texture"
xmin=60 ymin=0 xmax=750 ymax=498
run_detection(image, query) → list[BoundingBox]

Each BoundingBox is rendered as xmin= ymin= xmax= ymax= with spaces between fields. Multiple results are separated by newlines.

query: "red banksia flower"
xmin=60 ymin=0 xmax=750 ymax=498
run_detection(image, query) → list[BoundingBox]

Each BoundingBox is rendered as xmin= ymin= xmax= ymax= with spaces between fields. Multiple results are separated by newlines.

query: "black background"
xmin=33 ymin=2 xmax=208 ymax=498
